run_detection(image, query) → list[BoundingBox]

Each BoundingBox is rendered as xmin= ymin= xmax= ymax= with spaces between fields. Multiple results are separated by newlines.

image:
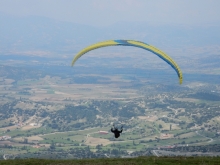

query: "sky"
xmin=0 ymin=0 xmax=220 ymax=27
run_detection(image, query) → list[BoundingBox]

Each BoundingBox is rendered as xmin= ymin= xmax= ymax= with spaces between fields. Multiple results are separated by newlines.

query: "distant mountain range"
xmin=1 ymin=13 xmax=220 ymax=57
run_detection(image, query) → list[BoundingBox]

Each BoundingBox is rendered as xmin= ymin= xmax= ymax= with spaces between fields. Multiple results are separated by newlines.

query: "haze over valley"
xmin=0 ymin=1 xmax=220 ymax=160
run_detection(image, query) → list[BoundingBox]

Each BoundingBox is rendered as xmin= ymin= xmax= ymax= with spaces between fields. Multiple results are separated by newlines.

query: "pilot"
xmin=111 ymin=125 xmax=123 ymax=138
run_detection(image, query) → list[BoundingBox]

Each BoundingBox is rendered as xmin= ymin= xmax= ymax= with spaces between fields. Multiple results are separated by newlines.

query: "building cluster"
xmin=0 ymin=135 xmax=11 ymax=140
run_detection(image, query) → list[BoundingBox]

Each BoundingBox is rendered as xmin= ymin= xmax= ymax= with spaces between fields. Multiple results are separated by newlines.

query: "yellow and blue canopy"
xmin=72 ymin=40 xmax=183 ymax=84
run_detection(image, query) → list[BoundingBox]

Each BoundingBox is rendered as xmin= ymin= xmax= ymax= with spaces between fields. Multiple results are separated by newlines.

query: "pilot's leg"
xmin=115 ymin=133 xmax=120 ymax=138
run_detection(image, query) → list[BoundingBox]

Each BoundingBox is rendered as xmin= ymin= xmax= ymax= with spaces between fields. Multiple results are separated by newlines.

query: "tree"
xmin=50 ymin=142 xmax=56 ymax=150
xmin=96 ymin=144 xmax=102 ymax=150
xmin=24 ymin=138 xmax=28 ymax=144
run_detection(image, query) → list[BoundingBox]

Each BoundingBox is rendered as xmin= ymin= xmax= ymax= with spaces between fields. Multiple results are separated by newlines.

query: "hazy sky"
xmin=1 ymin=0 xmax=220 ymax=27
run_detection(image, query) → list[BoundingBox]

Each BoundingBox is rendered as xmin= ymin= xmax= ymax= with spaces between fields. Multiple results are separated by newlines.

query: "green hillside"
xmin=1 ymin=157 xmax=220 ymax=165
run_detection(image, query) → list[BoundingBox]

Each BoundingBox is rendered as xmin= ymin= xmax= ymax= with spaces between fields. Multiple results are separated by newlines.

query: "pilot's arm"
xmin=111 ymin=128 xmax=115 ymax=133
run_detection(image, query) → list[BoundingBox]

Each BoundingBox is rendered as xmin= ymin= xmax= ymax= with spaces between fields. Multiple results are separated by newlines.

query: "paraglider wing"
xmin=71 ymin=40 xmax=183 ymax=84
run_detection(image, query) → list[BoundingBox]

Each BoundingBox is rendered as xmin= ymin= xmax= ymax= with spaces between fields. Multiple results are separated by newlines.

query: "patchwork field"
xmin=2 ymin=75 xmax=143 ymax=102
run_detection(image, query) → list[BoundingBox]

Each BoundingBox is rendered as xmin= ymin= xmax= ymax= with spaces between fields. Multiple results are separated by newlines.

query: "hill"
xmin=1 ymin=13 xmax=220 ymax=58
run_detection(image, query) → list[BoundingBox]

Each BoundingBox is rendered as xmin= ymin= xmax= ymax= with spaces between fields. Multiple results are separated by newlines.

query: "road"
xmin=152 ymin=150 xmax=159 ymax=157
xmin=39 ymin=127 xmax=100 ymax=137
xmin=84 ymin=132 xmax=99 ymax=143
xmin=195 ymin=131 xmax=214 ymax=143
